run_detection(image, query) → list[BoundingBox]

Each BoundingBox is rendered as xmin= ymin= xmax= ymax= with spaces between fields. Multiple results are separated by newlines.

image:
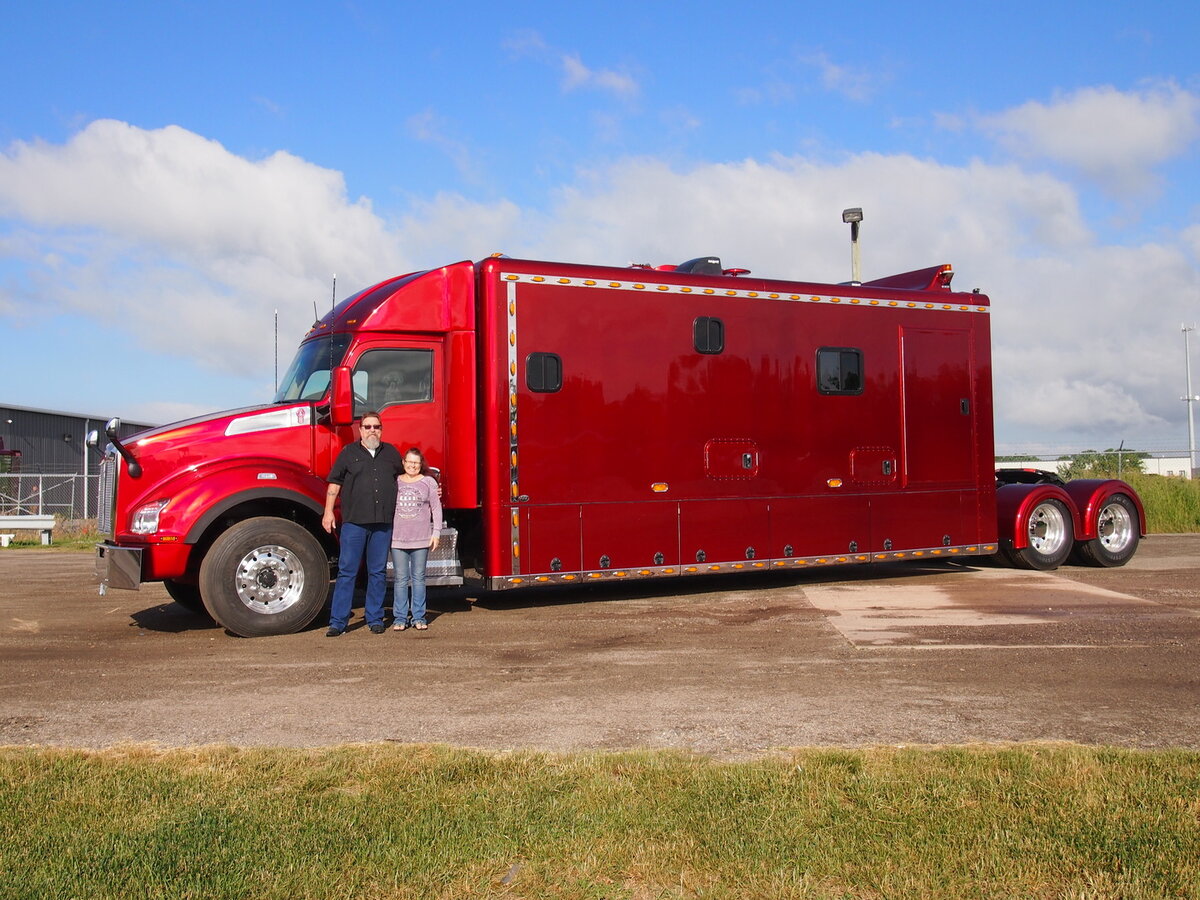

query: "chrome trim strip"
xmin=485 ymin=543 xmax=999 ymax=590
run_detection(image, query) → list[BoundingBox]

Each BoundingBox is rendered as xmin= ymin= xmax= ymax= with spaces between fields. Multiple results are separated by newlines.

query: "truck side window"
xmin=694 ymin=316 xmax=724 ymax=354
xmin=817 ymin=347 xmax=863 ymax=395
xmin=526 ymin=352 xmax=563 ymax=393
xmin=354 ymin=349 xmax=434 ymax=417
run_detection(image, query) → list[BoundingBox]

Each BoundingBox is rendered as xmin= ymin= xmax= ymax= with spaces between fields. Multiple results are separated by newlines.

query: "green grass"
xmin=1 ymin=517 xmax=102 ymax=551
xmin=1125 ymin=473 xmax=1200 ymax=534
xmin=2 ymin=744 xmax=1198 ymax=899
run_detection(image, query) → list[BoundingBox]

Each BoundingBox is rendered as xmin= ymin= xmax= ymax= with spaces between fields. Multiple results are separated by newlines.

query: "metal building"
xmin=0 ymin=402 xmax=157 ymax=519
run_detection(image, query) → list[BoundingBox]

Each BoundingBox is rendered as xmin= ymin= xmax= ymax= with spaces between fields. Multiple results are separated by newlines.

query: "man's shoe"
xmin=325 ymin=627 xmax=345 ymax=637
xmin=368 ymin=624 xmax=386 ymax=634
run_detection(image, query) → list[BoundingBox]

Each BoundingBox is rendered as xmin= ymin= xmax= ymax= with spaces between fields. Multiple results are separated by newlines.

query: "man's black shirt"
xmin=327 ymin=442 xmax=404 ymax=525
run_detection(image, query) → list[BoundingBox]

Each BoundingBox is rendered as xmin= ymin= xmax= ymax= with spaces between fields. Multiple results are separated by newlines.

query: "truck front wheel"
xmin=1004 ymin=499 xmax=1073 ymax=570
xmin=164 ymin=579 xmax=208 ymax=616
xmin=199 ymin=517 xmax=329 ymax=637
xmin=1072 ymin=493 xmax=1140 ymax=567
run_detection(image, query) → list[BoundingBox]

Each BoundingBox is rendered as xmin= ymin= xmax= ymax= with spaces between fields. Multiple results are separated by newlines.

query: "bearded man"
xmin=321 ymin=412 xmax=404 ymax=636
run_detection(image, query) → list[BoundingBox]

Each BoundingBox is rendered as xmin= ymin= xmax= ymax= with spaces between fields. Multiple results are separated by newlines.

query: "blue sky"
xmin=2 ymin=0 xmax=1198 ymax=454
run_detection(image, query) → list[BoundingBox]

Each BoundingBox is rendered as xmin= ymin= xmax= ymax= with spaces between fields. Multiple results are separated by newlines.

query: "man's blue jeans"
xmin=329 ymin=521 xmax=391 ymax=630
xmin=391 ymin=546 xmax=430 ymax=625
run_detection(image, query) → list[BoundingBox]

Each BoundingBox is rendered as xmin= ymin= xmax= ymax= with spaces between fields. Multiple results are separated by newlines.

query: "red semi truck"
xmin=92 ymin=253 xmax=1145 ymax=636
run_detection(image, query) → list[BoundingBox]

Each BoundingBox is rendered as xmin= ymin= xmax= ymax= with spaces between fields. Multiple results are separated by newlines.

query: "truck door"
xmin=900 ymin=328 xmax=975 ymax=486
xmin=350 ymin=342 xmax=446 ymax=471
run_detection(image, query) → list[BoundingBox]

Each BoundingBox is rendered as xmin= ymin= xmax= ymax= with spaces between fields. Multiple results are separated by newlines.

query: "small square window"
xmin=694 ymin=316 xmax=724 ymax=354
xmin=526 ymin=352 xmax=563 ymax=393
xmin=817 ymin=347 xmax=863 ymax=395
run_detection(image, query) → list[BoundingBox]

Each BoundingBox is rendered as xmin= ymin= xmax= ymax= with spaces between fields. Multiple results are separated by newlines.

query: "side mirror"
xmin=330 ymin=366 xmax=354 ymax=426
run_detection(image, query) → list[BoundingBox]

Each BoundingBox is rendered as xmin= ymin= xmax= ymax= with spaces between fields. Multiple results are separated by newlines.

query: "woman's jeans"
xmin=391 ymin=546 xmax=430 ymax=625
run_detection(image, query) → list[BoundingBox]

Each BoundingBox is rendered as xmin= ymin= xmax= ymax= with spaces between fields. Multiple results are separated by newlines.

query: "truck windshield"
xmin=273 ymin=334 xmax=351 ymax=403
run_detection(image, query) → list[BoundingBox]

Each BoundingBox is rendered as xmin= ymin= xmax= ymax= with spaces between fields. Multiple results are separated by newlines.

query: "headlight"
xmin=131 ymin=499 xmax=169 ymax=534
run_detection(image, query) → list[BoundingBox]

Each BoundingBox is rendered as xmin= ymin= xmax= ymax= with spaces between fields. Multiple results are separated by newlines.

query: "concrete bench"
xmin=0 ymin=514 xmax=57 ymax=546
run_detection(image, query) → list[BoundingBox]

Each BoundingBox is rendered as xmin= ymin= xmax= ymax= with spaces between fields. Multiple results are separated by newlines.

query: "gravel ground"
xmin=1 ymin=535 xmax=1197 ymax=754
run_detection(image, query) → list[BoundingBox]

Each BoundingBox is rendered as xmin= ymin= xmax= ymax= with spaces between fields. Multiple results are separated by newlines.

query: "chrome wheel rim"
xmin=1096 ymin=501 xmax=1135 ymax=553
xmin=233 ymin=544 xmax=306 ymax=614
xmin=1027 ymin=503 xmax=1068 ymax=554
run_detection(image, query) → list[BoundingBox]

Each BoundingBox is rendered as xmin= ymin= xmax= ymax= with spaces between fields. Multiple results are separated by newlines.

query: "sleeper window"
xmin=526 ymin=352 xmax=563 ymax=393
xmin=817 ymin=347 xmax=863 ymax=395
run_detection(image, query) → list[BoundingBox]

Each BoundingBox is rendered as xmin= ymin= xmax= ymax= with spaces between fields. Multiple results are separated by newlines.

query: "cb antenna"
xmin=328 ymin=273 xmax=337 ymax=377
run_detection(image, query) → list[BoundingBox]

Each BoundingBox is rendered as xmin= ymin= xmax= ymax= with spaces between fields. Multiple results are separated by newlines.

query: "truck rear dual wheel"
xmin=199 ymin=517 xmax=329 ymax=637
xmin=1072 ymin=493 xmax=1140 ymax=567
xmin=1004 ymin=499 xmax=1073 ymax=570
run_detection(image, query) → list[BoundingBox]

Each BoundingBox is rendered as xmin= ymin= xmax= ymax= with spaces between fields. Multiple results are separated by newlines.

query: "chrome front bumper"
xmin=95 ymin=542 xmax=143 ymax=593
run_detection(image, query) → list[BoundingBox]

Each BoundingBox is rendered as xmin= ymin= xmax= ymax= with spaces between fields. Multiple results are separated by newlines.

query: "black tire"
xmin=163 ymin=578 xmax=210 ymax=616
xmin=198 ymin=517 xmax=330 ymax=637
xmin=1072 ymin=493 xmax=1140 ymax=567
xmin=1004 ymin=499 xmax=1073 ymax=570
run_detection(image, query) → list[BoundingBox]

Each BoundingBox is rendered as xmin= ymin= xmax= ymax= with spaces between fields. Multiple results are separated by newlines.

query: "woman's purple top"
xmin=391 ymin=475 xmax=442 ymax=549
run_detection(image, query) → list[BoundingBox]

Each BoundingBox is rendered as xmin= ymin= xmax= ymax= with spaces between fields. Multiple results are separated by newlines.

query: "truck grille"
xmin=97 ymin=453 xmax=117 ymax=537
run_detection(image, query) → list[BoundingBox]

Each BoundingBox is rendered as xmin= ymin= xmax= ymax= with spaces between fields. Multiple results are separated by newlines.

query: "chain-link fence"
xmin=994 ymin=447 xmax=1197 ymax=480
xmin=0 ymin=473 xmax=98 ymax=519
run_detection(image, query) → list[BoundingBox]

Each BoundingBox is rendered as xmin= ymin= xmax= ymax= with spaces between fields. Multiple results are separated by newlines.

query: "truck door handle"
xmin=960 ymin=398 xmax=970 ymax=415
xmin=742 ymin=453 xmax=754 ymax=469
xmin=882 ymin=459 xmax=893 ymax=476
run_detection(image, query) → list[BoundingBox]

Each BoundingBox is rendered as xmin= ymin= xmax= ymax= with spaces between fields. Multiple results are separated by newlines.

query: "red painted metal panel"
xmin=444 ymin=330 xmax=477 ymax=509
xmin=901 ymin=328 xmax=976 ymax=487
xmin=679 ymin=499 xmax=770 ymax=565
xmin=581 ymin=501 xmax=678 ymax=570
xmin=474 ymin=257 xmax=997 ymax=580
xmin=520 ymin=504 xmax=582 ymax=574
xmin=770 ymin=495 xmax=869 ymax=558
xmin=868 ymin=490 xmax=974 ymax=552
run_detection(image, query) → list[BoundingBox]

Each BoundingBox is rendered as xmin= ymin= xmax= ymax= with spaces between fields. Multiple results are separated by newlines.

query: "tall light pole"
xmin=1184 ymin=324 xmax=1199 ymax=478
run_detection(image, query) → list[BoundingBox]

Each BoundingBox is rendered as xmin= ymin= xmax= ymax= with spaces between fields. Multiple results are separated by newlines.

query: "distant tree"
xmin=1057 ymin=448 xmax=1147 ymax=480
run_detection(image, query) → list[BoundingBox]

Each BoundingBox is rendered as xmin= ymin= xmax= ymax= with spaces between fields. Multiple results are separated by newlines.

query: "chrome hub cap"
xmin=1096 ymin=502 xmax=1135 ymax=553
xmin=1027 ymin=503 xmax=1067 ymax=553
xmin=233 ymin=544 xmax=305 ymax=614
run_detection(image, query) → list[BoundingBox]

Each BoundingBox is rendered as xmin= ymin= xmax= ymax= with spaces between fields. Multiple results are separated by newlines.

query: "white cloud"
xmin=507 ymin=154 xmax=1192 ymax=448
xmin=977 ymin=83 xmax=1200 ymax=196
xmin=2 ymin=120 xmax=1195 ymax=450
xmin=406 ymin=109 xmax=484 ymax=184
xmin=799 ymin=51 xmax=880 ymax=102
xmin=0 ymin=120 xmax=407 ymax=377
xmin=560 ymin=53 xmax=638 ymax=98
xmin=504 ymin=29 xmax=638 ymax=99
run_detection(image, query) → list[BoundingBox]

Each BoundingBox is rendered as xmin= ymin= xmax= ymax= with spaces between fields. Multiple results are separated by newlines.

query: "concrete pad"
xmin=804 ymin=566 xmax=1171 ymax=648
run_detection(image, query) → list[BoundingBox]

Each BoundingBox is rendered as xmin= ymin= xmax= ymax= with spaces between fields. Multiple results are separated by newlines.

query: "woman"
xmin=390 ymin=447 xmax=442 ymax=631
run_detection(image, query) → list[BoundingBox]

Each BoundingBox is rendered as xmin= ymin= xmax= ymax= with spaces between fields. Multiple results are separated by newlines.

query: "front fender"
xmin=995 ymin=483 xmax=1081 ymax=550
xmin=183 ymin=486 xmax=325 ymax=544
xmin=141 ymin=460 xmax=327 ymax=544
xmin=1060 ymin=479 xmax=1148 ymax=540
